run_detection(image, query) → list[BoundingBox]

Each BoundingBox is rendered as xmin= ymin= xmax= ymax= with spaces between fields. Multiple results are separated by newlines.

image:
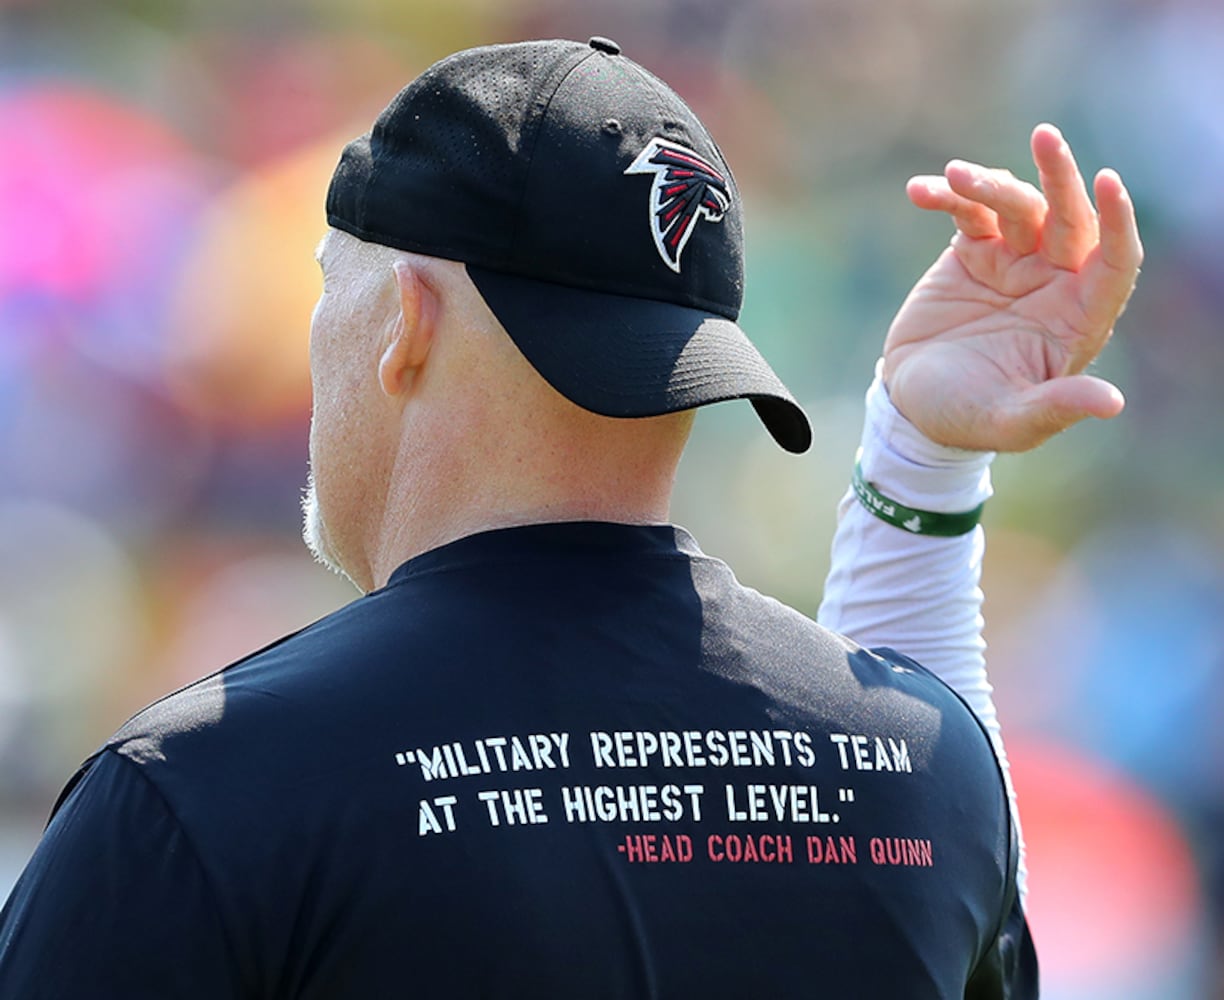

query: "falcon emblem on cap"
xmin=625 ymin=138 xmax=731 ymax=273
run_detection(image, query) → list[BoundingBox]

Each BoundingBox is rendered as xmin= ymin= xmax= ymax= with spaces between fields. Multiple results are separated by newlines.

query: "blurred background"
xmin=0 ymin=0 xmax=1220 ymax=995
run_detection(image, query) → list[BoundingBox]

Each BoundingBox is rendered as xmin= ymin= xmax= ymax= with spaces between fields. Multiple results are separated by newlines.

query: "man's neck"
xmin=367 ymin=481 xmax=675 ymax=590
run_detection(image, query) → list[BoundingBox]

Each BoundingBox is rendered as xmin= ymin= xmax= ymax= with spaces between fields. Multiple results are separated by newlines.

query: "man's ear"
xmin=379 ymin=259 xmax=439 ymax=398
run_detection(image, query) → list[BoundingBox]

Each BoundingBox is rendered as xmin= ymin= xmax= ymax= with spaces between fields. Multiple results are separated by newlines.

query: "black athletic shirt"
xmin=0 ymin=522 xmax=1037 ymax=998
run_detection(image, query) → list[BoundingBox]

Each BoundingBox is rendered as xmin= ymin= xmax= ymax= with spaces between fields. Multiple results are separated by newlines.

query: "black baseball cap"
xmin=327 ymin=36 xmax=812 ymax=453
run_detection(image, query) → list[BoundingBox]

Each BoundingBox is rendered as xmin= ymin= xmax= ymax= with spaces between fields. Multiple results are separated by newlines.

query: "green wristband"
xmin=852 ymin=461 xmax=984 ymax=537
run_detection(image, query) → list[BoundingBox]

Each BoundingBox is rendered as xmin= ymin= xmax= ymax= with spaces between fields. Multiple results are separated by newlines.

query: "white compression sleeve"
xmin=818 ymin=362 xmax=1027 ymax=904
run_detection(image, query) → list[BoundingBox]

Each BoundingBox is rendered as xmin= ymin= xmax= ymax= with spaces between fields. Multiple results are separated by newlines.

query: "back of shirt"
xmin=0 ymin=523 xmax=1031 ymax=999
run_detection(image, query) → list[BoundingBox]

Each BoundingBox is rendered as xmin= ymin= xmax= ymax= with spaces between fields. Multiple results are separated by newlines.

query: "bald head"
xmin=304 ymin=230 xmax=694 ymax=592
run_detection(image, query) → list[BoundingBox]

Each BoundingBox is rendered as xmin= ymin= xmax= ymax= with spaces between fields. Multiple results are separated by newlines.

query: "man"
xmin=0 ymin=37 xmax=1139 ymax=998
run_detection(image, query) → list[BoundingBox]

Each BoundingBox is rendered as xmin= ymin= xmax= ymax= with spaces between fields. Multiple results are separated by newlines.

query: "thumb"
xmin=1032 ymin=373 xmax=1125 ymax=421
xmin=1005 ymin=374 xmax=1125 ymax=450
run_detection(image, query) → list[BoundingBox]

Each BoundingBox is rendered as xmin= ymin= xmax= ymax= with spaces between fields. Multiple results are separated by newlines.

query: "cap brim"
xmin=466 ymin=265 xmax=812 ymax=454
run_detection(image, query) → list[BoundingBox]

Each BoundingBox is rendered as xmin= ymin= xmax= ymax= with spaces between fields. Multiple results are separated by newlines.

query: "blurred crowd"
xmin=1 ymin=0 xmax=1221 ymax=996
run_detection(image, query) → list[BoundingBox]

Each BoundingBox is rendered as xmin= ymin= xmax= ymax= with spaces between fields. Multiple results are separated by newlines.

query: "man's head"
xmin=326 ymin=37 xmax=809 ymax=451
xmin=305 ymin=37 xmax=811 ymax=589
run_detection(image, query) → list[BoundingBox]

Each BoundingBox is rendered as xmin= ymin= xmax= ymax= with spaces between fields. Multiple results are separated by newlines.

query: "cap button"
xmin=588 ymin=36 xmax=621 ymax=55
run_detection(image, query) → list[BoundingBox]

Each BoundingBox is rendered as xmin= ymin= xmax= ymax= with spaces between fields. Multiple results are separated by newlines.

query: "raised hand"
xmin=882 ymin=124 xmax=1143 ymax=452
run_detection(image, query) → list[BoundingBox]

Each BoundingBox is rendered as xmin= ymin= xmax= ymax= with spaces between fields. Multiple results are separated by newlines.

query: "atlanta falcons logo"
xmin=625 ymin=138 xmax=731 ymax=273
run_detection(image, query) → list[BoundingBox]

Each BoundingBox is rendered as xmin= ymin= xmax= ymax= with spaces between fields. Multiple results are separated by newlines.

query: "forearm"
xmin=818 ymin=361 xmax=1027 ymax=902
xmin=819 ymin=362 xmax=994 ymax=699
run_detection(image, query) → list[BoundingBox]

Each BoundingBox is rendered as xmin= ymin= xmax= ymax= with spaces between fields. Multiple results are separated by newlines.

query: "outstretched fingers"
xmin=1031 ymin=123 xmax=1099 ymax=270
xmin=1078 ymin=168 xmax=1144 ymax=327
xmin=906 ymin=174 xmax=1000 ymax=239
xmin=910 ymin=127 xmax=1116 ymax=270
xmin=1094 ymin=168 xmax=1144 ymax=275
xmin=944 ymin=159 xmax=1047 ymax=255
xmin=906 ymin=157 xmax=1051 ymax=255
